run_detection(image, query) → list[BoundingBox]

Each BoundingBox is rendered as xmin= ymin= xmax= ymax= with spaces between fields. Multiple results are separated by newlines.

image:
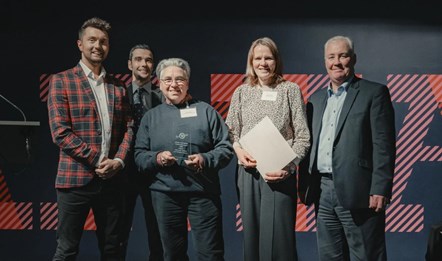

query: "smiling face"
xmin=159 ymin=65 xmax=189 ymax=105
xmin=252 ymin=44 xmax=276 ymax=86
xmin=324 ymin=38 xmax=356 ymax=89
xmin=128 ymin=48 xmax=154 ymax=85
xmin=77 ymin=26 xmax=109 ymax=68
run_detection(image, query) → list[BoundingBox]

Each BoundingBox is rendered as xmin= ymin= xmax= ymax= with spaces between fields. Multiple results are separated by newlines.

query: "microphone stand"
xmin=0 ymin=94 xmax=31 ymax=160
xmin=0 ymin=94 xmax=27 ymax=122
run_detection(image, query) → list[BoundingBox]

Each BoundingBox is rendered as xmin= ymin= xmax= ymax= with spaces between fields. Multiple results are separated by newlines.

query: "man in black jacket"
xmin=121 ymin=44 xmax=164 ymax=261
xmin=299 ymin=35 xmax=396 ymax=261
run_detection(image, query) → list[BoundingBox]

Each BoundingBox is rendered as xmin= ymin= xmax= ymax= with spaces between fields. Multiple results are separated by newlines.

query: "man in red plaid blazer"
xmin=47 ymin=17 xmax=133 ymax=261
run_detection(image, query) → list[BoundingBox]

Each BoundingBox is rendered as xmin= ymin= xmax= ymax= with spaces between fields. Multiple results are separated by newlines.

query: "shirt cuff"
xmin=114 ymin=158 xmax=125 ymax=169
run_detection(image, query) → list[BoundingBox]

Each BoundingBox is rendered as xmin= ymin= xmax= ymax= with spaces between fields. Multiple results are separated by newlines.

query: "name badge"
xmin=261 ymin=91 xmax=277 ymax=101
xmin=180 ymin=108 xmax=197 ymax=118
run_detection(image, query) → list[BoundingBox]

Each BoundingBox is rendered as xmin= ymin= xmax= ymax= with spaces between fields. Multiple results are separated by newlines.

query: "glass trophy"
xmin=172 ymin=125 xmax=191 ymax=166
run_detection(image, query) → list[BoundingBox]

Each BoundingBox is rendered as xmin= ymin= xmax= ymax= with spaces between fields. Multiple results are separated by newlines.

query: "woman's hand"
xmin=157 ymin=151 xmax=177 ymax=167
xmin=184 ymin=154 xmax=204 ymax=173
xmin=235 ymin=147 xmax=257 ymax=169
xmin=264 ymin=169 xmax=290 ymax=183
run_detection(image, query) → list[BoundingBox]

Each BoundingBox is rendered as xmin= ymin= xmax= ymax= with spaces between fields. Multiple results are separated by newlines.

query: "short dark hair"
xmin=128 ymin=44 xmax=152 ymax=60
xmin=78 ymin=17 xmax=111 ymax=40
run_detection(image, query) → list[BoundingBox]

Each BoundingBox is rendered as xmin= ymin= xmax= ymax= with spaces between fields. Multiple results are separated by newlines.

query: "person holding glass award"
xmin=134 ymin=57 xmax=234 ymax=261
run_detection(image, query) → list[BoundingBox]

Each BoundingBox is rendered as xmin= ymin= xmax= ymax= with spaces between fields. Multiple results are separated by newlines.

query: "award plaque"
xmin=172 ymin=125 xmax=192 ymax=166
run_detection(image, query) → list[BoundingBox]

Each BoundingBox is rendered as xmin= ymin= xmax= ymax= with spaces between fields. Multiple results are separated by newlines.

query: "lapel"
xmin=152 ymin=84 xmax=165 ymax=105
xmin=104 ymin=75 xmax=115 ymax=124
xmin=75 ymin=64 xmax=98 ymax=114
xmin=313 ymin=90 xmax=329 ymax=143
xmin=143 ymin=86 xmax=153 ymax=109
xmin=127 ymin=84 xmax=135 ymax=106
xmin=335 ymin=77 xmax=360 ymax=140
xmin=138 ymin=82 xmax=162 ymax=110
xmin=144 ymin=83 xmax=164 ymax=109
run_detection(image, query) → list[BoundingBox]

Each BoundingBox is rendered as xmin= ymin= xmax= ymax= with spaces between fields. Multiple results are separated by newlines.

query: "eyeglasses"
xmin=160 ymin=77 xmax=187 ymax=86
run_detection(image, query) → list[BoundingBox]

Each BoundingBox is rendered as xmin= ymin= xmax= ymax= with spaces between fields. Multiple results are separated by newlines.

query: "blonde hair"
xmin=244 ymin=37 xmax=285 ymax=86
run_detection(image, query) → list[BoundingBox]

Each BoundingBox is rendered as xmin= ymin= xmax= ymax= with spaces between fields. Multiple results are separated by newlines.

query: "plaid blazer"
xmin=47 ymin=63 xmax=134 ymax=188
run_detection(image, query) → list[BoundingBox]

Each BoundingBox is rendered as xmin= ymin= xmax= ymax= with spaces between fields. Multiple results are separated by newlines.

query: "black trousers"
xmin=53 ymin=177 xmax=124 ymax=261
xmin=151 ymin=190 xmax=224 ymax=261
xmin=120 ymin=172 xmax=163 ymax=261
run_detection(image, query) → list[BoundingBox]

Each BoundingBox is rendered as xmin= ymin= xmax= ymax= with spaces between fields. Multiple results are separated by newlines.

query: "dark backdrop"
xmin=1 ymin=1 xmax=441 ymax=260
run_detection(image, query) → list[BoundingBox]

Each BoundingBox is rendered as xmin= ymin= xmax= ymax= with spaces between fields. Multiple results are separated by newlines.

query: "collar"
xmin=79 ymin=60 xmax=106 ymax=80
xmin=327 ymin=75 xmax=353 ymax=97
xmin=132 ymin=81 xmax=152 ymax=94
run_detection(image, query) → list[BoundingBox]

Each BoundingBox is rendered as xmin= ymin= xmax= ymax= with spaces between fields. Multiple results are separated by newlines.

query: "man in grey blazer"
xmin=299 ymin=35 xmax=396 ymax=261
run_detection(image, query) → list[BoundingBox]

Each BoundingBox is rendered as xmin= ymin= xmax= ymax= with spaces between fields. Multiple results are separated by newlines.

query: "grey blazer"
xmin=299 ymin=76 xmax=396 ymax=209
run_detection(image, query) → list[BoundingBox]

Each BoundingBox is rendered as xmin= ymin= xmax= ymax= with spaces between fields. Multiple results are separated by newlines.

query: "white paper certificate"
xmin=239 ymin=116 xmax=297 ymax=177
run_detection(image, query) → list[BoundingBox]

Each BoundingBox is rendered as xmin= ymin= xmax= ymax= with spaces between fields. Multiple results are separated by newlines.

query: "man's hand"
xmin=369 ymin=195 xmax=389 ymax=212
xmin=96 ymin=157 xmax=123 ymax=179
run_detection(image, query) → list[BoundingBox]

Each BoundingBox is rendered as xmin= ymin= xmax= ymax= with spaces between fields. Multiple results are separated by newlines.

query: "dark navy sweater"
xmin=134 ymin=99 xmax=233 ymax=195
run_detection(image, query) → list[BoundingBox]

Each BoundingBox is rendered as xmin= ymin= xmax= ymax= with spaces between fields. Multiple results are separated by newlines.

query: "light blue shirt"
xmin=317 ymin=79 xmax=351 ymax=173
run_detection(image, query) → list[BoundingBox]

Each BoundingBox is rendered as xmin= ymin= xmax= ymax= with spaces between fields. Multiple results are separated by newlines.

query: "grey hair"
xmin=155 ymin=58 xmax=191 ymax=80
xmin=324 ymin=35 xmax=355 ymax=56
xmin=128 ymin=44 xmax=152 ymax=60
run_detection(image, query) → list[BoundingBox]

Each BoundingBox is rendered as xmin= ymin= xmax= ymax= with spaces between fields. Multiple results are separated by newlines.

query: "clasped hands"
xmin=236 ymin=147 xmax=290 ymax=183
xmin=95 ymin=157 xmax=122 ymax=180
xmin=157 ymin=151 xmax=204 ymax=173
